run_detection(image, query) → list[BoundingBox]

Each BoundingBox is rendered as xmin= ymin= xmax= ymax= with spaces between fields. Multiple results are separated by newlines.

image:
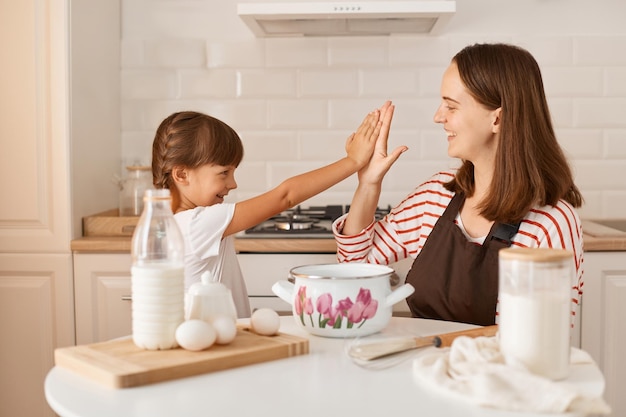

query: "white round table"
xmin=45 ymin=317 xmax=604 ymax=417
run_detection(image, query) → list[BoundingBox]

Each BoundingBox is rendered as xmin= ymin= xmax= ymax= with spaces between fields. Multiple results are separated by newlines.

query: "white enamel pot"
xmin=272 ymin=263 xmax=414 ymax=338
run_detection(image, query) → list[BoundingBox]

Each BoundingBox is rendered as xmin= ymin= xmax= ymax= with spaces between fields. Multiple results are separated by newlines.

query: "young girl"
xmin=151 ymin=104 xmax=389 ymax=318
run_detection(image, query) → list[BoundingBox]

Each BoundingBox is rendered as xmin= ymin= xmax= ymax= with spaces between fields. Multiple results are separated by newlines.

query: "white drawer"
xmin=237 ymin=253 xmax=337 ymax=296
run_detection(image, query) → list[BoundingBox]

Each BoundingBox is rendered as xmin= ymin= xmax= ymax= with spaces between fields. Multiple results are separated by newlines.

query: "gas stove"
xmin=238 ymin=205 xmax=391 ymax=239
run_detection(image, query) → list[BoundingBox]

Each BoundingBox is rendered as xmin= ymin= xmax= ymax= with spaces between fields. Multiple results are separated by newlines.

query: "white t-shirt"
xmin=174 ymin=204 xmax=251 ymax=318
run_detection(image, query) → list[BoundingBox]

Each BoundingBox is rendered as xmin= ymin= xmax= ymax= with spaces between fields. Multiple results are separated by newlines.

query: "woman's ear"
xmin=492 ymin=107 xmax=502 ymax=134
xmin=171 ymin=166 xmax=189 ymax=185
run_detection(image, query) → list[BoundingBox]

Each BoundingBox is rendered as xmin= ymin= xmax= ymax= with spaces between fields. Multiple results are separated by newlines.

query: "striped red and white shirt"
xmin=333 ymin=170 xmax=584 ymax=321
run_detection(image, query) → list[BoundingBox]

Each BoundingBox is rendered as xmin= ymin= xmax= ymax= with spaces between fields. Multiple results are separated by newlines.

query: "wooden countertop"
xmin=71 ymin=219 xmax=626 ymax=253
xmin=582 ymin=234 xmax=626 ymax=251
xmin=70 ymin=236 xmax=338 ymax=253
xmin=70 ymin=234 xmax=626 ymax=253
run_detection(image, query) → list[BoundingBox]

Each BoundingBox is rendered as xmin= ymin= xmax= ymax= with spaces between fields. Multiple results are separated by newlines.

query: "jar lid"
xmin=499 ymin=248 xmax=572 ymax=262
xmin=188 ymin=271 xmax=231 ymax=296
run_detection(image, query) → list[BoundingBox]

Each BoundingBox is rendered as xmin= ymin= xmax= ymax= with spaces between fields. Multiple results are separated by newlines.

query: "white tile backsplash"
xmin=299 ymin=131 xmax=349 ymax=160
xmin=328 ymin=37 xmax=388 ymax=67
xmin=360 ymin=68 xmax=419 ymax=97
xmin=266 ymin=38 xmax=328 ymax=68
xmin=575 ymin=37 xmax=626 ymax=66
xmin=121 ymin=70 xmax=177 ymax=100
xmin=605 ymin=130 xmax=626 ymax=158
xmin=143 ymin=39 xmax=206 ymax=68
xmin=388 ymin=37 xmax=451 ymax=66
xmin=546 ymin=98 xmax=574 ymax=128
xmin=120 ymin=0 xmax=626 ymax=217
xmin=328 ymin=98 xmax=396 ymax=128
xmin=605 ymin=68 xmax=626 ymax=96
xmin=267 ymin=100 xmax=327 ymax=129
xmin=180 ymin=69 xmax=238 ymax=99
xmin=207 ymin=41 xmax=266 ymax=69
xmin=557 ymin=129 xmax=604 ymax=159
xmin=238 ymin=130 xmax=298 ymax=161
xmin=231 ymin=161 xmax=268 ymax=193
xmin=237 ymin=69 xmax=297 ymax=97
xmin=542 ymin=67 xmax=603 ymax=97
xmin=574 ymin=98 xmax=626 ymax=128
xmin=512 ymin=37 xmax=574 ymax=66
xmin=201 ymin=100 xmax=268 ymax=130
xmin=603 ymin=191 xmax=626 ymax=218
xmin=575 ymin=161 xmax=626 ymax=189
xmin=299 ymin=69 xmax=359 ymax=97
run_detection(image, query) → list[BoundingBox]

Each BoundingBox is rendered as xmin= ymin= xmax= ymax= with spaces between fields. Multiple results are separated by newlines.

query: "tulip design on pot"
xmin=295 ymin=286 xmax=378 ymax=329
xmin=273 ymin=263 xmax=415 ymax=338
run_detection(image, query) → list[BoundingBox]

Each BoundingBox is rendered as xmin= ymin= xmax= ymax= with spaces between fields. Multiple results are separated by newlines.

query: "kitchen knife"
xmin=348 ymin=325 xmax=498 ymax=361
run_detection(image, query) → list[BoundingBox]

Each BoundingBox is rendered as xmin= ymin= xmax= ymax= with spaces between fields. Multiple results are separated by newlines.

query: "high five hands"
xmin=359 ymin=101 xmax=408 ymax=185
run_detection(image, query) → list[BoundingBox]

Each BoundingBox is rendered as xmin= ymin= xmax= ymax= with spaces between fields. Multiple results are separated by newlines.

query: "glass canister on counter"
xmin=119 ymin=165 xmax=153 ymax=216
xmin=498 ymin=248 xmax=573 ymax=380
xmin=131 ymin=189 xmax=185 ymax=350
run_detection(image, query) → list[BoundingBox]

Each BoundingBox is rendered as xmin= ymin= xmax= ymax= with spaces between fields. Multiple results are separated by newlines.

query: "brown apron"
xmin=405 ymin=193 xmax=519 ymax=326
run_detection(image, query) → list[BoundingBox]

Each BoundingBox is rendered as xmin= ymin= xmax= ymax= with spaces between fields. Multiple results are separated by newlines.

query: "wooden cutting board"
xmin=54 ymin=329 xmax=309 ymax=389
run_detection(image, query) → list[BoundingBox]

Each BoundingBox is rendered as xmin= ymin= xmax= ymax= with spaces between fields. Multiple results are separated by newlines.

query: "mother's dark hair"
xmin=445 ymin=43 xmax=582 ymax=223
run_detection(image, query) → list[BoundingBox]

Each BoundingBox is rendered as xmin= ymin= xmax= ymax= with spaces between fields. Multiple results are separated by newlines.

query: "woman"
xmin=333 ymin=43 xmax=584 ymax=326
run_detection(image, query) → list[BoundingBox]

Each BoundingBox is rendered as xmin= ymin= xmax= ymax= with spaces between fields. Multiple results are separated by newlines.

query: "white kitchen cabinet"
xmin=71 ymin=252 xmax=411 ymax=344
xmin=0 ymin=1 xmax=120 ymax=415
xmin=0 ymin=254 xmax=74 ymax=417
xmin=73 ymin=254 xmax=133 ymax=344
xmin=580 ymin=251 xmax=626 ymax=416
xmin=0 ymin=2 xmax=73 ymax=417
xmin=72 ymin=253 xmax=346 ymax=341
xmin=238 ymin=253 xmax=338 ymax=314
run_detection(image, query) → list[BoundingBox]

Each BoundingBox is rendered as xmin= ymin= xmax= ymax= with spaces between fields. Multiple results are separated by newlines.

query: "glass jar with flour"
xmin=119 ymin=165 xmax=153 ymax=216
xmin=498 ymin=248 xmax=573 ymax=380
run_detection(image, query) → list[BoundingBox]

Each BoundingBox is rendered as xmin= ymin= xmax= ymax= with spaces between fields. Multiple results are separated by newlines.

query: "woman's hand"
xmin=344 ymin=109 xmax=382 ymax=169
xmin=358 ymin=101 xmax=407 ymax=185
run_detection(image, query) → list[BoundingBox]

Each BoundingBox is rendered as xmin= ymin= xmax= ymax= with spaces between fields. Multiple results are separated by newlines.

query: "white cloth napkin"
xmin=412 ymin=335 xmax=611 ymax=415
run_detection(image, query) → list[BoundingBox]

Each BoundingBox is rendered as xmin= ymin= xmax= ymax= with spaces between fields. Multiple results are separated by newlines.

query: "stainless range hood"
xmin=237 ymin=1 xmax=456 ymax=37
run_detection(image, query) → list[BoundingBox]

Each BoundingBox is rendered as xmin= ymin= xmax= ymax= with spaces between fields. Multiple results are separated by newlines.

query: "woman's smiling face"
xmin=433 ymin=62 xmax=500 ymax=166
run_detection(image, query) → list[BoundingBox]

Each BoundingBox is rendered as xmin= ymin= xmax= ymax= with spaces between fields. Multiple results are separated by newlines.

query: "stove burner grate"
xmin=243 ymin=204 xmax=392 ymax=236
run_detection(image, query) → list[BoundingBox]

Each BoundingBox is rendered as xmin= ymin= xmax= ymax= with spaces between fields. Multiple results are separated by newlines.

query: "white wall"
xmin=71 ymin=0 xmax=121 ymax=236
xmin=120 ymin=0 xmax=626 ymax=219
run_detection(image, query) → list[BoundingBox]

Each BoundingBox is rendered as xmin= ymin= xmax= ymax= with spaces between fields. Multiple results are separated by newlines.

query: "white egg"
xmin=212 ymin=315 xmax=237 ymax=345
xmin=250 ymin=308 xmax=280 ymax=336
xmin=175 ymin=319 xmax=216 ymax=351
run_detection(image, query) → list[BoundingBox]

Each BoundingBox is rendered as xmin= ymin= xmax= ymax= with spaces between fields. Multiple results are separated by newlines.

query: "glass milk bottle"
xmin=131 ymin=189 xmax=185 ymax=350
xmin=498 ymin=248 xmax=573 ymax=380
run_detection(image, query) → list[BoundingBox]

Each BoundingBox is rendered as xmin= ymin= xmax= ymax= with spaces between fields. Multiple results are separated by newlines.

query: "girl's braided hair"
xmin=151 ymin=111 xmax=244 ymax=190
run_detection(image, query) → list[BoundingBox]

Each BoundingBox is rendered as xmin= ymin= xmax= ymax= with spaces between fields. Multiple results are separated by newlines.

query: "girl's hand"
xmin=358 ymin=101 xmax=407 ymax=185
xmin=344 ymin=109 xmax=382 ymax=169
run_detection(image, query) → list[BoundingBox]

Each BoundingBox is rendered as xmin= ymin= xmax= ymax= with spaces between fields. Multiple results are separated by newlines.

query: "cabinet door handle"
xmin=121 ymin=295 xmax=132 ymax=301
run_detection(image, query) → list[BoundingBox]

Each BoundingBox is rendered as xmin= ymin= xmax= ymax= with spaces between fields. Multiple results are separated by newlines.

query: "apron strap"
xmin=490 ymin=222 xmax=521 ymax=245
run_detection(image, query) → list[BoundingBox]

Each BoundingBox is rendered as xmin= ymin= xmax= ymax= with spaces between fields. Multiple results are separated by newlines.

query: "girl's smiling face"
xmin=175 ymin=163 xmax=238 ymax=210
xmin=433 ymin=62 xmax=501 ymax=167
